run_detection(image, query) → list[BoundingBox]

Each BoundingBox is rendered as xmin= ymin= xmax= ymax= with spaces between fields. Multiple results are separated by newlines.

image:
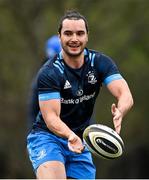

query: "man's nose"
xmin=71 ymin=33 xmax=78 ymax=41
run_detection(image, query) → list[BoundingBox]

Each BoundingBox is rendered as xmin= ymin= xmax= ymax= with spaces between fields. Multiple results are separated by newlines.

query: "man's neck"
xmin=62 ymin=51 xmax=84 ymax=69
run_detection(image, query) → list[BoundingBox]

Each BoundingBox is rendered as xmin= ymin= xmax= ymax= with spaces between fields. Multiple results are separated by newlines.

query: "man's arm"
xmin=39 ymin=99 xmax=84 ymax=153
xmin=106 ymin=79 xmax=134 ymax=134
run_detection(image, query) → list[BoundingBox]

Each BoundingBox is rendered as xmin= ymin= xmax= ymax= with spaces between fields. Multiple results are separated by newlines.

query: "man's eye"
xmin=77 ymin=31 xmax=85 ymax=36
xmin=64 ymin=32 xmax=72 ymax=36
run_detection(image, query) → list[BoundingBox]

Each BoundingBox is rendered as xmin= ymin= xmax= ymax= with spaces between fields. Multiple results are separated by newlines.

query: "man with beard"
xmin=27 ymin=10 xmax=133 ymax=179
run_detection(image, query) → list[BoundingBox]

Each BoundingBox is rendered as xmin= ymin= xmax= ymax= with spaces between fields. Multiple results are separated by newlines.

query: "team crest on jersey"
xmin=76 ymin=89 xmax=83 ymax=96
xmin=87 ymin=71 xmax=97 ymax=84
xmin=64 ymin=80 xmax=71 ymax=89
xmin=36 ymin=149 xmax=47 ymax=160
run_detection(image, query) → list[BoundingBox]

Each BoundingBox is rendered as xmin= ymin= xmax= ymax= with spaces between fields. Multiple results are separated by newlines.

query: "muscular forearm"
xmin=109 ymin=79 xmax=134 ymax=134
xmin=111 ymin=91 xmax=133 ymax=134
xmin=117 ymin=90 xmax=134 ymax=118
xmin=45 ymin=114 xmax=84 ymax=153
xmin=39 ymin=100 xmax=84 ymax=153
xmin=39 ymin=100 xmax=74 ymax=139
xmin=45 ymin=114 xmax=74 ymax=139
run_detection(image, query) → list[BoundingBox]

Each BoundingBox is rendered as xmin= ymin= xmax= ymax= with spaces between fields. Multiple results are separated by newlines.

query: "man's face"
xmin=59 ymin=19 xmax=88 ymax=57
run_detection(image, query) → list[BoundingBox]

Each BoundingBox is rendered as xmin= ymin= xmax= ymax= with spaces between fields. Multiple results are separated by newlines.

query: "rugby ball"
xmin=83 ymin=124 xmax=124 ymax=159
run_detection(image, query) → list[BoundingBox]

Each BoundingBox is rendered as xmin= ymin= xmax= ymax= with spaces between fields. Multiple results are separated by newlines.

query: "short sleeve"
xmin=95 ymin=53 xmax=123 ymax=85
xmin=37 ymin=67 xmax=61 ymax=101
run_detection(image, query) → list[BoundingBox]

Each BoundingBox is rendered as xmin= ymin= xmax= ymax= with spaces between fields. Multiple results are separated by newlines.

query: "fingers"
xmin=111 ymin=103 xmax=116 ymax=114
xmin=113 ymin=118 xmax=122 ymax=134
xmin=68 ymin=133 xmax=84 ymax=153
xmin=111 ymin=103 xmax=122 ymax=134
xmin=68 ymin=144 xmax=85 ymax=153
xmin=68 ymin=143 xmax=85 ymax=153
xmin=115 ymin=125 xmax=121 ymax=134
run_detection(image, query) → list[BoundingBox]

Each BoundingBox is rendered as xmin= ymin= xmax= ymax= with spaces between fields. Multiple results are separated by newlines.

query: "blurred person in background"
xmin=27 ymin=35 xmax=61 ymax=132
xmin=27 ymin=10 xmax=133 ymax=179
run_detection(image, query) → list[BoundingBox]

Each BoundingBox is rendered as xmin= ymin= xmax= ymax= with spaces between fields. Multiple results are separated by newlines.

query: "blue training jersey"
xmin=33 ymin=48 xmax=123 ymax=137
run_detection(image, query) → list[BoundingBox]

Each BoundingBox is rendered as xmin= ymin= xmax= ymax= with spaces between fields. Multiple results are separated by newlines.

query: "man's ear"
xmin=58 ymin=32 xmax=61 ymax=38
xmin=87 ymin=31 xmax=89 ymax=42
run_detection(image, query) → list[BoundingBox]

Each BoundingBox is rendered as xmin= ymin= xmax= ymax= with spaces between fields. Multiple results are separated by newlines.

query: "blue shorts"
xmin=27 ymin=130 xmax=96 ymax=179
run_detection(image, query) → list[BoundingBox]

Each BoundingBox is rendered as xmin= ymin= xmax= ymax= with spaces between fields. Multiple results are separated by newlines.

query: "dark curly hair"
xmin=58 ymin=10 xmax=89 ymax=35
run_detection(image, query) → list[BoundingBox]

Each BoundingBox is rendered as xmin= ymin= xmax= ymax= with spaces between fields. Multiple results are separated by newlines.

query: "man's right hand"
xmin=68 ymin=133 xmax=85 ymax=153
